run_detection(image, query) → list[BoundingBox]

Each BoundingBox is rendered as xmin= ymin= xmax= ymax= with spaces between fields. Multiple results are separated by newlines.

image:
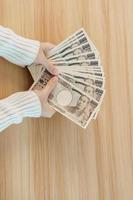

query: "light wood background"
xmin=0 ymin=0 xmax=133 ymax=199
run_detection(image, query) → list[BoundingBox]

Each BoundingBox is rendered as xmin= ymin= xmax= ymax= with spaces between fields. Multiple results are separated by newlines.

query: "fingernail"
xmin=53 ymin=68 xmax=58 ymax=75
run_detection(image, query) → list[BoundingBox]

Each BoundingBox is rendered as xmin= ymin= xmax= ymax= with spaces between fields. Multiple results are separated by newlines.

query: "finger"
xmin=42 ymin=76 xmax=58 ymax=100
xmin=41 ymin=42 xmax=55 ymax=56
xmin=43 ymin=58 xmax=58 ymax=75
xmin=34 ymin=48 xmax=45 ymax=65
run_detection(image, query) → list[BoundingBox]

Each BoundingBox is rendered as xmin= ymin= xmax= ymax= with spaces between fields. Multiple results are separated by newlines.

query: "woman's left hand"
xmin=34 ymin=42 xmax=58 ymax=75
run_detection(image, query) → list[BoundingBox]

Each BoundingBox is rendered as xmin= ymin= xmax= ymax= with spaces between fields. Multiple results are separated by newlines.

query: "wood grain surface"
xmin=0 ymin=0 xmax=133 ymax=199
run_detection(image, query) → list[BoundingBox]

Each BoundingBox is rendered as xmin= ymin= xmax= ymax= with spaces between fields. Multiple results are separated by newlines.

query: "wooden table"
xmin=0 ymin=0 xmax=133 ymax=199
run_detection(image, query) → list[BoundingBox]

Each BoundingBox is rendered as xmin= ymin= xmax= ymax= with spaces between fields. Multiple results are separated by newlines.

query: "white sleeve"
xmin=0 ymin=25 xmax=40 ymax=66
xmin=0 ymin=91 xmax=42 ymax=132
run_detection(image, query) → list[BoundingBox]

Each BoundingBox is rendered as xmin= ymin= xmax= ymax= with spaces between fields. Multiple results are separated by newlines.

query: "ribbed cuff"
xmin=0 ymin=26 xmax=40 ymax=66
xmin=0 ymin=91 xmax=42 ymax=126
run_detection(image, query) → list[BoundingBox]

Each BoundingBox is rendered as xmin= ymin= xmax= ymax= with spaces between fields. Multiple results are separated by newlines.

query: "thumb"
xmin=42 ymin=76 xmax=58 ymax=100
xmin=41 ymin=42 xmax=55 ymax=54
xmin=42 ymin=58 xmax=59 ymax=76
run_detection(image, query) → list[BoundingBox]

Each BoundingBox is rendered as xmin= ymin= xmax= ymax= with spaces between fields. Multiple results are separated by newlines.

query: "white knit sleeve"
xmin=0 ymin=26 xmax=40 ymax=66
xmin=0 ymin=91 xmax=42 ymax=132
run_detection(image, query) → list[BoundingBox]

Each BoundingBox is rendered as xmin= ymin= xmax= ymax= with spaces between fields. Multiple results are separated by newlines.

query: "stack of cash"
xmin=28 ymin=28 xmax=105 ymax=128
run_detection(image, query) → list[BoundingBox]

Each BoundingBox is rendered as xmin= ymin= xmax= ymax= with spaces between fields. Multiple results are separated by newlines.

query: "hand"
xmin=33 ymin=42 xmax=58 ymax=118
xmin=33 ymin=76 xmax=58 ymax=118
xmin=34 ymin=42 xmax=58 ymax=75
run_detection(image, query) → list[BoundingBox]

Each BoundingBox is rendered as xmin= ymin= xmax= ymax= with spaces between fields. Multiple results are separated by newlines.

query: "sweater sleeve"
xmin=0 ymin=26 xmax=40 ymax=66
xmin=0 ymin=91 xmax=42 ymax=132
